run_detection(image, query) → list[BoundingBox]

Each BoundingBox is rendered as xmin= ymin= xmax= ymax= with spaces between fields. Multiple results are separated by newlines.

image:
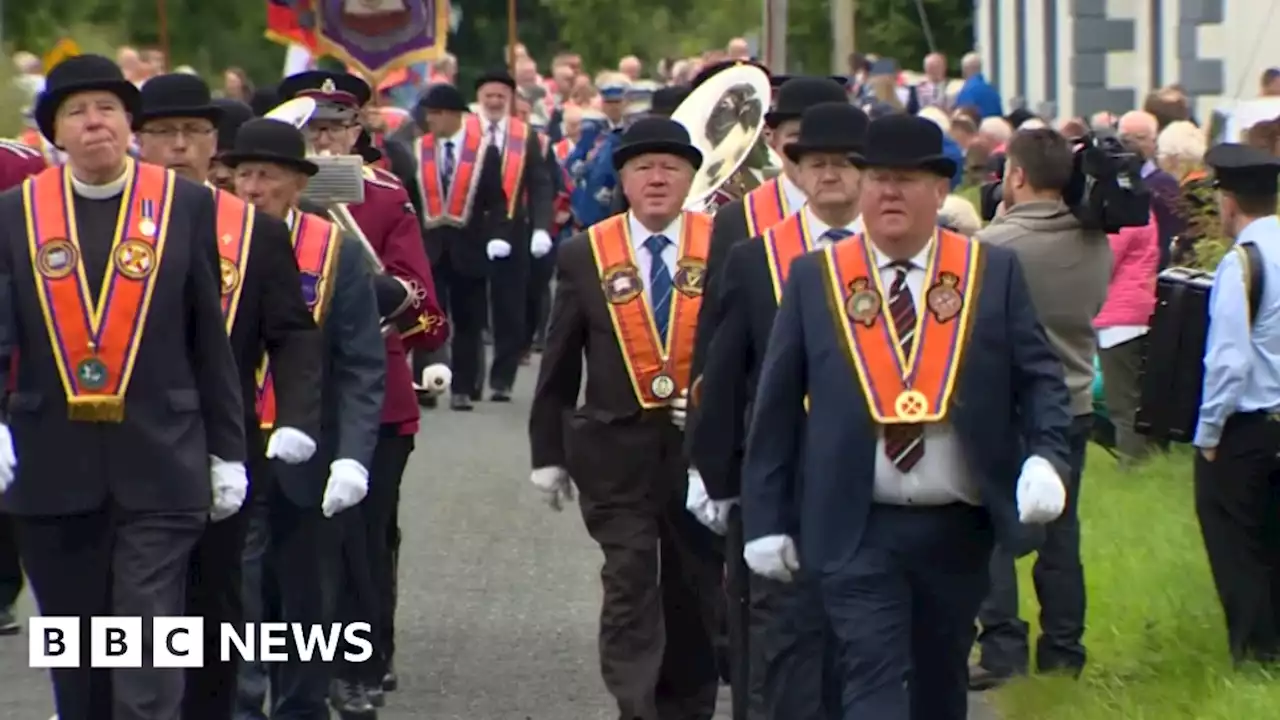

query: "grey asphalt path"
xmin=0 ymin=358 xmax=996 ymax=719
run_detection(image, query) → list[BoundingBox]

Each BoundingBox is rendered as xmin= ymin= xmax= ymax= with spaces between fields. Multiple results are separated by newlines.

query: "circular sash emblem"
xmin=36 ymin=239 xmax=78 ymax=280
xmin=219 ymin=258 xmax=240 ymax=297
xmin=76 ymin=357 xmax=109 ymax=391
xmin=138 ymin=219 xmax=157 ymax=238
xmin=894 ymin=389 xmax=929 ymax=420
xmin=846 ymin=289 xmax=881 ymax=327
xmin=927 ymin=272 xmax=964 ymax=323
xmin=603 ymin=264 xmax=643 ymax=305
xmin=673 ymin=259 xmax=707 ymax=297
xmin=114 ymin=239 xmax=156 ymax=280
xmin=650 ymin=373 xmax=677 ymax=400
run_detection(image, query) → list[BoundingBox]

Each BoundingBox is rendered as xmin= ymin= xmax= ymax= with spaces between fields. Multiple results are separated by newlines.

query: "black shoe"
xmin=490 ymin=388 xmax=512 ymax=402
xmin=365 ymin=682 xmax=386 ymax=708
xmin=469 ymin=387 xmax=483 ymax=402
xmin=450 ymin=394 xmax=473 ymax=411
xmin=330 ymin=678 xmax=377 ymax=718
xmin=0 ymin=608 xmax=18 ymax=636
xmin=382 ymin=669 xmax=398 ymax=692
xmin=968 ymin=664 xmax=1018 ymax=691
xmin=417 ymin=392 xmax=437 ymax=409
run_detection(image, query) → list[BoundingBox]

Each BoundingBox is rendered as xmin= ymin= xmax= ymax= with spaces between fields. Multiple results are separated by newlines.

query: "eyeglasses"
xmin=138 ymin=126 xmax=216 ymax=140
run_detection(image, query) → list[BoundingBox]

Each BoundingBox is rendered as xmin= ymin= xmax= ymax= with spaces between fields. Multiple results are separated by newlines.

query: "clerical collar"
xmin=70 ymin=165 xmax=129 ymax=200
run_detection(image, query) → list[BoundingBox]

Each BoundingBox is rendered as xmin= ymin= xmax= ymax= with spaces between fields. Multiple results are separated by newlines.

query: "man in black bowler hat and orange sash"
xmin=529 ymin=117 xmax=722 ymax=720
xmin=688 ymin=100 xmax=870 ymax=720
xmin=0 ymin=54 xmax=247 ymax=720
xmin=221 ymin=117 xmax=387 ymax=720
xmin=134 ymin=71 xmax=325 ymax=720
xmin=741 ymin=114 xmax=1071 ymax=720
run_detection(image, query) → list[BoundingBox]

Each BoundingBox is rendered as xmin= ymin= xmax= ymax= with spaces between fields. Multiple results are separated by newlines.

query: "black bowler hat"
xmin=278 ymin=70 xmax=371 ymax=121
xmin=853 ymin=114 xmax=957 ymax=178
xmin=650 ymin=85 xmax=690 ymax=117
xmin=36 ymin=54 xmax=141 ymax=144
xmin=355 ymin=128 xmax=382 ymax=165
xmin=249 ymin=87 xmax=279 ymax=117
xmin=211 ymin=98 xmax=253 ymax=156
xmin=691 ymin=59 xmax=769 ymax=91
xmin=1206 ymin=142 xmax=1280 ymax=195
xmin=611 ymin=117 xmax=703 ymax=172
xmin=474 ymin=68 xmax=516 ymax=92
xmin=419 ymin=84 xmax=468 ymax=112
xmin=219 ymin=118 xmax=319 ymax=176
xmin=766 ymin=77 xmax=849 ymax=129
xmin=771 ymin=74 xmax=849 ymax=90
xmin=137 ymin=73 xmax=223 ymax=125
xmin=783 ymin=102 xmax=871 ymax=163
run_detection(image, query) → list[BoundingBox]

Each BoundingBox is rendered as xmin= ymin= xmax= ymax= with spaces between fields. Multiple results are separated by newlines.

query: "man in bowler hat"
xmin=222 ymin=117 xmax=387 ymax=720
xmin=134 ymin=72 xmax=326 ymax=720
xmin=209 ymin=98 xmax=254 ymax=192
xmin=0 ymin=54 xmax=247 ymax=720
xmin=529 ymin=117 xmax=723 ymax=719
xmin=689 ymin=100 xmax=871 ymax=720
xmin=741 ymin=114 xmax=1071 ymax=719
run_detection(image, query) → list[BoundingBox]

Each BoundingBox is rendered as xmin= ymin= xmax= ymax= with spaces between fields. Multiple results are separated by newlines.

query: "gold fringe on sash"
xmin=67 ymin=397 xmax=125 ymax=423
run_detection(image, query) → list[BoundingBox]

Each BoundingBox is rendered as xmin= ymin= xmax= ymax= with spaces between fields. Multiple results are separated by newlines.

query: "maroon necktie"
xmin=883 ymin=263 xmax=925 ymax=472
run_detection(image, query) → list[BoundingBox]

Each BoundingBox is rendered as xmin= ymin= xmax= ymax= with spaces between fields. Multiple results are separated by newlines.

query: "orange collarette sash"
xmin=23 ymin=160 xmax=176 ymax=422
xmin=256 ymin=211 xmax=341 ymax=429
xmin=499 ymin=118 xmax=530 ymax=218
xmin=587 ymin=212 xmax=711 ymax=409
xmin=211 ymin=188 xmax=256 ymax=334
xmin=743 ymin=179 xmax=789 ymax=237
xmin=821 ymin=229 xmax=981 ymax=424
xmin=416 ymin=114 xmax=485 ymax=228
xmin=762 ymin=211 xmax=818 ymax=304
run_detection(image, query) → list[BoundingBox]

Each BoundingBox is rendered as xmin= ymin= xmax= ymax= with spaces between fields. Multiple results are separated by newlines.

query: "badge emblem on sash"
xmin=927 ymin=272 xmax=964 ymax=323
xmin=299 ymin=272 xmax=321 ymax=309
xmin=673 ymin=258 xmax=707 ymax=297
xmin=138 ymin=219 xmax=157 ymax=238
xmin=845 ymin=278 xmax=881 ymax=327
xmin=219 ymin=258 xmax=240 ymax=296
xmin=36 ymin=239 xmax=77 ymax=279
xmin=114 ymin=240 xmax=156 ymax=280
xmin=76 ymin=357 xmax=109 ymax=391
xmin=651 ymin=373 xmax=676 ymax=400
xmin=603 ymin=265 xmax=642 ymax=305
xmin=894 ymin=389 xmax=929 ymax=420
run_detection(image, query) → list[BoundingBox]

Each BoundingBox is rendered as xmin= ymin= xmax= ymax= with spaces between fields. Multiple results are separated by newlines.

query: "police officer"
xmin=1193 ymin=142 xmax=1280 ymax=665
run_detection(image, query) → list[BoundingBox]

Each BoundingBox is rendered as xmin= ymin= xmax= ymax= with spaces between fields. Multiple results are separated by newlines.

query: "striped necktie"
xmin=883 ymin=261 xmax=924 ymax=472
xmin=820 ymin=228 xmax=853 ymax=245
xmin=441 ymin=140 xmax=455 ymax=194
xmin=644 ymin=235 xmax=673 ymax=344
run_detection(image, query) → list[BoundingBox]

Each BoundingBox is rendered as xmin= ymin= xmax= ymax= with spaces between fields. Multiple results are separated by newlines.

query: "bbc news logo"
xmin=28 ymin=618 xmax=373 ymax=668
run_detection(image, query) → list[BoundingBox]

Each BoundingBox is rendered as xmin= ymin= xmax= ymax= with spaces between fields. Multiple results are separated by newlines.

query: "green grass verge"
xmin=993 ymin=448 xmax=1280 ymax=719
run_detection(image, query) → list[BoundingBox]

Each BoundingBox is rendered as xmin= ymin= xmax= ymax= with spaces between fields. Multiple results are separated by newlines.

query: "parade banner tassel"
xmin=313 ymin=0 xmax=449 ymax=85
xmin=266 ymin=0 xmax=319 ymax=52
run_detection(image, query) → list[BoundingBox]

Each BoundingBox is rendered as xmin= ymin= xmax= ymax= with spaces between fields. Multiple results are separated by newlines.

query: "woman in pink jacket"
xmin=1095 ymin=213 xmax=1160 ymax=462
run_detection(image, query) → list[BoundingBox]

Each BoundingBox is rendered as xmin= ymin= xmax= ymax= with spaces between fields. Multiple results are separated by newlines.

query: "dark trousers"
xmin=0 ymin=512 xmax=22 ymax=608
xmin=337 ymin=430 xmax=414 ymax=683
xmin=434 ymin=252 xmax=488 ymax=397
xmin=523 ymin=251 xmax=555 ymax=350
xmin=488 ymin=247 xmax=529 ymax=391
xmin=16 ymin=504 xmax=206 ymax=720
xmin=184 ymin=499 xmax=253 ymax=720
xmin=977 ymin=414 xmax=1091 ymax=675
xmin=822 ymin=503 xmax=992 ymax=720
xmin=235 ymin=477 xmax=341 ymax=720
xmin=1195 ymin=411 xmax=1280 ymax=664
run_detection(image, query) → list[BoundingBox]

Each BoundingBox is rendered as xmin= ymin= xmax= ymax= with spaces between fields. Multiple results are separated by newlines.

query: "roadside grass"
xmin=994 ymin=448 xmax=1280 ymax=719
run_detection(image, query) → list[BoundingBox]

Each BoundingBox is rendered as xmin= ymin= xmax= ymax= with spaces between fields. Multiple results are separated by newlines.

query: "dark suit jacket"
xmin=381 ymin=138 xmax=426 ymax=222
xmin=1144 ymin=168 xmax=1182 ymax=269
xmin=225 ymin=207 xmax=321 ymax=446
xmin=503 ymin=120 xmax=554 ymax=241
xmin=742 ymin=244 xmax=1072 ymax=573
xmin=689 ymin=197 xmax=751 ymax=386
xmin=0 ymin=173 xmax=245 ymax=516
xmin=272 ymin=239 xmax=386 ymax=508
xmin=426 ymin=144 xmax=509 ymax=278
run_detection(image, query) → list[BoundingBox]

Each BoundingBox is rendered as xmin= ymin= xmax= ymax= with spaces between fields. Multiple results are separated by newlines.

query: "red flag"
xmin=266 ymin=0 xmax=317 ymax=51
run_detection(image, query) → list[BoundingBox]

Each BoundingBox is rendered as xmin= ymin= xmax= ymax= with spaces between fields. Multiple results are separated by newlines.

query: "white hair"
xmin=961 ymin=52 xmax=982 ymax=73
xmin=1017 ymin=117 xmax=1048 ymax=130
xmin=918 ymin=106 xmax=951 ymax=134
xmin=939 ymin=194 xmax=982 ymax=235
xmin=1156 ymin=120 xmax=1206 ymax=162
xmin=979 ymin=117 xmax=1013 ymax=144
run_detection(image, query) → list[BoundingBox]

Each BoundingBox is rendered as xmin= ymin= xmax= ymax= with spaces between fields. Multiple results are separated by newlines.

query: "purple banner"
xmin=315 ymin=0 xmax=448 ymax=81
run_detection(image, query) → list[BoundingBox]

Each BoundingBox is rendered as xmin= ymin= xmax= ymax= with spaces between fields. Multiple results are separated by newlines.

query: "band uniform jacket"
xmin=271 ymin=227 xmax=386 ymax=508
xmin=217 ymin=191 xmax=323 ymax=448
xmin=742 ymin=240 xmax=1072 ymax=568
xmin=346 ymin=166 xmax=443 ymax=433
xmin=0 ymin=166 xmax=246 ymax=516
xmin=0 ymin=140 xmax=47 ymax=192
xmin=414 ymin=136 xmax=509 ymax=278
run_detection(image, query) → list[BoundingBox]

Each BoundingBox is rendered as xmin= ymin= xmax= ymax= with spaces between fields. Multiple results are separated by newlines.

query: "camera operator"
xmin=968 ymin=128 xmax=1113 ymax=688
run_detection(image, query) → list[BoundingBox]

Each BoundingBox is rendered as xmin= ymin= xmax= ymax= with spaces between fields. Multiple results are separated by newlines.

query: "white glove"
xmin=210 ymin=456 xmax=248 ymax=522
xmin=322 ymin=458 xmax=369 ymax=518
xmin=743 ymin=534 xmax=800 ymax=583
xmin=670 ymin=389 xmax=688 ymax=430
xmin=530 ymin=230 xmax=553 ymax=258
xmin=264 ymin=426 xmax=316 ymax=465
xmin=684 ymin=469 xmax=735 ymax=535
xmin=486 ymin=239 xmax=512 ymax=260
xmin=1016 ymin=455 xmax=1067 ymax=524
xmin=419 ymin=363 xmax=452 ymax=396
xmin=530 ymin=466 xmax=576 ymax=511
xmin=0 ymin=423 xmax=17 ymax=493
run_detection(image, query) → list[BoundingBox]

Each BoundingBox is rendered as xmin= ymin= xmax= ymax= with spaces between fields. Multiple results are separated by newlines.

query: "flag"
xmin=266 ymin=0 xmax=318 ymax=52
xmin=314 ymin=0 xmax=449 ymax=85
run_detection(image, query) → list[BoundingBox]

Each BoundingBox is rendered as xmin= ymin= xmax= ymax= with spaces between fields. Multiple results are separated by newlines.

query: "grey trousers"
xmin=1099 ymin=336 xmax=1154 ymax=462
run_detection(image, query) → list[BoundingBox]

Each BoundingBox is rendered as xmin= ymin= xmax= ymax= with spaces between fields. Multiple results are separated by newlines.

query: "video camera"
xmin=979 ymin=132 xmax=1151 ymax=232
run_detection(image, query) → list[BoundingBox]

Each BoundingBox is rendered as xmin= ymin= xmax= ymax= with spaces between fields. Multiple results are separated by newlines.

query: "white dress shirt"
xmin=436 ymin=126 xmax=467 ymax=188
xmin=866 ymin=236 xmax=980 ymax=506
xmin=628 ymin=212 xmax=680 ymax=305
xmin=485 ymin=116 xmax=508 ymax=151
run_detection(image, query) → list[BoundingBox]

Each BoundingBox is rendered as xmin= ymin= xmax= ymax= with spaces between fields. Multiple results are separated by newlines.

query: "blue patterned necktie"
xmin=644 ymin=235 xmax=673 ymax=344
xmin=820 ymin=227 xmax=853 ymax=245
xmin=441 ymin=141 xmax=455 ymax=194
